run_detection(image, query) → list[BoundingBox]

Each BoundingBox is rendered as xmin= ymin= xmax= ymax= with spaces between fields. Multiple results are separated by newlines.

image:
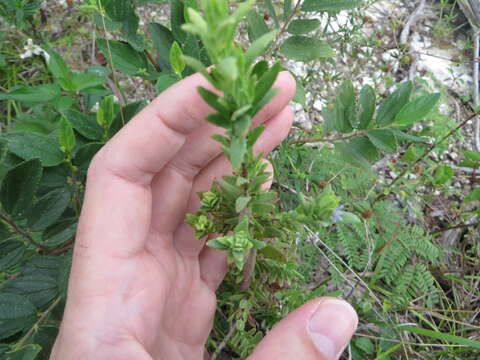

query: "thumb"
xmin=248 ymin=297 xmax=358 ymax=360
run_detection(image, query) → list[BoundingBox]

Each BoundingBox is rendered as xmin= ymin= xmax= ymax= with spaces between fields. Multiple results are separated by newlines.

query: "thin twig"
xmin=0 ymin=213 xmax=53 ymax=253
xmin=377 ymin=112 xmax=480 ymax=201
xmin=399 ymin=0 xmax=426 ymax=44
xmin=240 ymin=248 xmax=257 ymax=291
xmin=16 ymin=297 xmax=62 ymax=347
xmin=266 ymin=0 xmax=303 ymax=57
xmin=211 ymin=324 xmax=236 ymax=360
xmin=430 ymin=221 xmax=479 ymax=235
xmin=289 ymin=130 xmax=367 ymax=145
xmin=144 ymin=49 xmax=162 ymax=73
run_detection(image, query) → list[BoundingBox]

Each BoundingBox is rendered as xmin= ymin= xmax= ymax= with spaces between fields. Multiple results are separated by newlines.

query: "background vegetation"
xmin=0 ymin=0 xmax=479 ymax=359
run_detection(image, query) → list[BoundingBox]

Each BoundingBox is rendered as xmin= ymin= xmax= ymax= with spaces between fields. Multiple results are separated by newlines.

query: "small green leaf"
xmin=258 ymin=244 xmax=287 ymax=262
xmin=279 ymin=36 xmax=334 ymax=61
xmin=171 ymin=0 xmax=187 ymax=42
xmin=349 ymin=137 xmax=379 ymax=161
xmin=216 ymin=57 xmax=238 ymax=82
xmin=464 ymin=188 xmax=480 ymax=203
xmin=338 ymin=80 xmax=357 ymax=130
xmin=247 ymin=125 xmax=265 ymax=147
xmin=1 ymin=274 xmax=58 ymax=309
xmin=182 ymin=55 xmax=213 ymax=82
xmin=254 ymin=62 xmax=281 ymax=106
xmin=64 ymin=110 xmax=103 ymax=141
xmin=233 ymin=115 xmax=252 ymax=137
xmin=97 ymin=39 xmax=150 ymax=76
xmin=0 ymin=159 xmax=42 ymax=217
xmin=0 ymin=241 xmax=26 ymax=272
xmin=59 ymin=117 xmax=76 ymax=153
xmin=96 ymin=95 xmax=117 ymax=129
xmin=287 ymin=19 xmax=321 ymax=35
xmin=206 ymin=238 xmax=230 ymax=251
xmin=70 ymin=73 xmax=106 ymax=92
xmin=376 ymin=81 xmax=413 ymax=126
xmin=46 ymin=50 xmax=70 ymax=79
xmin=0 ymin=84 xmax=61 ymax=103
xmin=170 ymin=41 xmax=185 ymax=76
xmin=335 ymin=141 xmax=371 ymax=171
xmin=148 ymin=23 xmax=174 ymax=69
xmin=0 ymin=293 xmax=37 ymax=340
xmin=246 ymin=9 xmax=269 ymax=41
xmin=53 ymin=96 xmax=75 ymax=112
xmin=355 ymin=337 xmax=375 ymax=355
xmin=358 ymin=84 xmax=376 ymax=129
xmin=302 ymin=0 xmax=363 ymax=12
xmin=394 ymin=93 xmax=440 ymax=126
xmin=26 ymin=188 xmax=71 ymax=231
xmin=434 ymin=165 xmax=454 ymax=185
xmin=464 ymin=150 xmax=480 ymax=162
xmin=207 ymin=113 xmax=230 ymax=128
xmin=366 ymin=129 xmax=397 ymax=153
xmin=235 ymin=196 xmax=251 ymax=213
xmin=198 ymin=87 xmax=230 ymax=114
xmin=229 ymin=137 xmax=247 ymax=171
xmin=2 ymin=133 xmax=64 ymax=167
xmin=156 ymin=72 xmax=179 ymax=93
xmin=245 ymin=30 xmax=276 ymax=65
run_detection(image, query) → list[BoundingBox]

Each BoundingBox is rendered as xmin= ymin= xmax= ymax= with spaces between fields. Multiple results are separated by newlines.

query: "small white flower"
xmin=91 ymin=102 xmax=100 ymax=112
xmin=20 ymin=39 xmax=48 ymax=60
xmin=112 ymin=95 xmax=119 ymax=103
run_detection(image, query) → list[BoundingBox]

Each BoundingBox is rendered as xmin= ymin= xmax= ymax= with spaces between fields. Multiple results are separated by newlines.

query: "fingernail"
xmin=307 ymin=298 xmax=358 ymax=359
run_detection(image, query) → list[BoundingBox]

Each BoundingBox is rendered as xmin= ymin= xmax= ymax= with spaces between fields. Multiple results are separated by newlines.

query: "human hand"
xmin=51 ymin=72 xmax=358 ymax=360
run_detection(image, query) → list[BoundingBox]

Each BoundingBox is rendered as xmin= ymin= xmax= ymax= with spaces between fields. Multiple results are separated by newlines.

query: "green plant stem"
xmin=376 ymin=111 xmax=480 ymax=201
xmin=289 ymin=130 xmax=368 ymax=145
xmin=15 ymin=297 xmax=62 ymax=348
xmin=240 ymin=248 xmax=257 ymax=291
xmin=0 ymin=213 xmax=52 ymax=254
xmin=144 ymin=49 xmax=161 ymax=73
xmin=266 ymin=0 xmax=303 ymax=57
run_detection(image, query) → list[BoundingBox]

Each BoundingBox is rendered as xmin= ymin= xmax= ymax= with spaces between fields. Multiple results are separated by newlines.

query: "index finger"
xmin=75 ymin=73 xmax=217 ymax=258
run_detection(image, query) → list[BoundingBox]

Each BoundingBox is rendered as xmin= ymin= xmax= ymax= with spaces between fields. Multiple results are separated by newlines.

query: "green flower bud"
xmin=186 ymin=213 xmax=215 ymax=238
xmin=201 ymin=191 xmax=218 ymax=210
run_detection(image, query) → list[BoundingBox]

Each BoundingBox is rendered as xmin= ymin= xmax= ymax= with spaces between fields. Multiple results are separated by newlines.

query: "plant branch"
xmin=211 ymin=323 xmax=236 ymax=360
xmin=144 ymin=49 xmax=162 ymax=73
xmin=0 ymin=213 xmax=53 ymax=254
xmin=16 ymin=297 xmax=62 ymax=348
xmin=376 ymin=111 xmax=480 ymax=201
xmin=399 ymin=0 xmax=426 ymax=44
xmin=240 ymin=248 xmax=257 ymax=292
xmin=430 ymin=222 xmax=479 ymax=235
xmin=266 ymin=0 xmax=303 ymax=57
xmin=288 ymin=130 xmax=367 ymax=145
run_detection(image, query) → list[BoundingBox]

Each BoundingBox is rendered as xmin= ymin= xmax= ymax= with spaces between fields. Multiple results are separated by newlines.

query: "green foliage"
xmin=0 ymin=0 xmax=42 ymax=29
xmin=301 ymin=0 xmax=363 ymax=12
xmin=0 ymin=0 xmax=477 ymax=358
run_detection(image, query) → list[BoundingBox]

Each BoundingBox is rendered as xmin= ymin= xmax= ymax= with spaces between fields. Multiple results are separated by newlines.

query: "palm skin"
xmin=51 ymin=72 xmax=296 ymax=360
